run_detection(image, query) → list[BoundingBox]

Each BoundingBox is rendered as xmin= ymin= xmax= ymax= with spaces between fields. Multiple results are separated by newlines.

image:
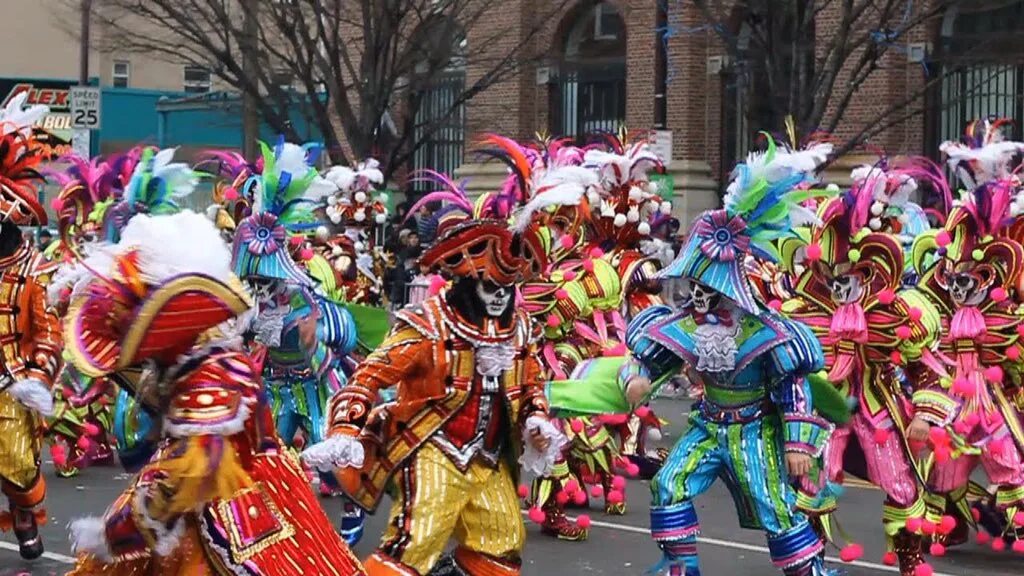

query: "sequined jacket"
xmin=0 ymin=241 xmax=61 ymax=387
xmin=326 ymin=292 xmax=549 ymax=511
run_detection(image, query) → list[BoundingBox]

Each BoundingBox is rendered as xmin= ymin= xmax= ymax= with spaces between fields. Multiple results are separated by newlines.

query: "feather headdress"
xmin=0 ymin=93 xmax=50 ymax=225
xmin=940 ymin=118 xmax=1024 ymax=192
xmin=660 ymin=134 xmax=833 ymax=314
xmin=321 ymin=158 xmax=388 ymax=227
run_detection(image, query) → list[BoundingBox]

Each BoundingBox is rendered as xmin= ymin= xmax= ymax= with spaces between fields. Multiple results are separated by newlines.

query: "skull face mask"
xmin=945 ymin=272 xmax=985 ymax=307
xmin=828 ymin=274 xmax=864 ymax=305
xmin=689 ymin=281 xmax=722 ymax=314
xmin=475 ymin=279 xmax=513 ymax=318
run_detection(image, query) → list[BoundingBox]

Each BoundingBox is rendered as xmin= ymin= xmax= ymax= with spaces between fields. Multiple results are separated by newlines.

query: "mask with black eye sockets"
xmin=689 ymin=281 xmax=721 ymax=314
xmin=474 ymin=278 xmax=513 ymax=318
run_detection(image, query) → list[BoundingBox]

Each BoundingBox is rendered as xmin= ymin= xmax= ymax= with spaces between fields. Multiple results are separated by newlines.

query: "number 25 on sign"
xmin=70 ymin=87 xmax=101 ymax=130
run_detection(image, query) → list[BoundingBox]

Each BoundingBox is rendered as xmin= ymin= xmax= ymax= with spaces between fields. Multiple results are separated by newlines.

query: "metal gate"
xmin=940 ymin=63 xmax=1024 ymax=143
xmin=552 ymin=63 xmax=625 ymax=139
xmin=412 ymin=70 xmax=466 ymax=192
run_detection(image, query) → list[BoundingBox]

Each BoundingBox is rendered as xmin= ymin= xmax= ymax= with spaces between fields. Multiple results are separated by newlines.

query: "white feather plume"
xmin=0 ymin=92 xmax=48 ymax=136
xmin=941 ymin=139 xmax=1024 ymax=189
xmin=512 ymin=166 xmax=597 ymax=232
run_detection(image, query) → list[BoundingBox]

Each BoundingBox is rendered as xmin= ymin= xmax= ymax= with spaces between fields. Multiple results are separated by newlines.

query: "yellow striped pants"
xmin=373 ymin=442 xmax=524 ymax=575
xmin=0 ymin=393 xmax=42 ymax=491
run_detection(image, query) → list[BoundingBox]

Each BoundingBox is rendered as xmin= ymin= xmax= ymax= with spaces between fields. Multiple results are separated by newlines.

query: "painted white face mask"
xmin=690 ymin=281 xmax=721 ymax=314
xmin=475 ymin=279 xmax=513 ymax=317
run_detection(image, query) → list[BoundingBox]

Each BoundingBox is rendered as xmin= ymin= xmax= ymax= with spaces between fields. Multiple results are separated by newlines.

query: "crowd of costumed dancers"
xmin=0 ymin=88 xmax=1020 ymax=576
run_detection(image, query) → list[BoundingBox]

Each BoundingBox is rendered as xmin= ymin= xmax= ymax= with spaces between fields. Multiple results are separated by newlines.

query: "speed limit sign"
xmin=70 ymin=87 xmax=102 ymax=130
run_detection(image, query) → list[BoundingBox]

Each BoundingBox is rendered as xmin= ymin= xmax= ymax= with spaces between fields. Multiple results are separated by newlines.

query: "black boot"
xmin=12 ymin=507 xmax=43 ymax=560
xmin=893 ymin=530 xmax=927 ymax=576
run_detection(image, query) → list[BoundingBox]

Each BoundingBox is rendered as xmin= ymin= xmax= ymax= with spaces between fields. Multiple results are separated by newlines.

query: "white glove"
xmin=301 ymin=435 xmax=366 ymax=472
xmin=7 ymin=378 xmax=54 ymax=416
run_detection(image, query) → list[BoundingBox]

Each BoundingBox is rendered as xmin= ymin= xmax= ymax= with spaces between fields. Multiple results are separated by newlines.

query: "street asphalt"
xmin=1 ymin=398 xmax=1020 ymax=575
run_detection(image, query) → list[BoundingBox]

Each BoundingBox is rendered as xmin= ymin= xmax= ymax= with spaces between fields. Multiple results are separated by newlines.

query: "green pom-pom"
xmin=848 ymin=248 xmax=862 ymax=262
xmin=972 ymin=249 xmax=985 ymax=261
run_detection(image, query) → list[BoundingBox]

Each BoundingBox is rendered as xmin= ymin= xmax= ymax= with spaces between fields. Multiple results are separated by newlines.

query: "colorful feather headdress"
xmin=660 ymin=134 xmax=833 ymax=314
xmin=47 ymin=154 xmax=119 ymax=254
xmin=321 ymin=159 xmax=388 ymax=228
xmin=102 ymin=147 xmax=197 ymax=242
xmin=940 ymin=118 xmax=1024 ymax=192
xmin=0 ymin=92 xmax=50 ymax=226
xmin=231 ymin=139 xmax=331 ymax=286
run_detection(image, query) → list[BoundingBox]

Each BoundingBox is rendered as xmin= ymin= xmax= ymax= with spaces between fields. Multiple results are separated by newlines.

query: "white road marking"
xmin=522 ymin=511 xmax=958 ymax=576
xmin=0 ymin=540 xmax=76 ymax=563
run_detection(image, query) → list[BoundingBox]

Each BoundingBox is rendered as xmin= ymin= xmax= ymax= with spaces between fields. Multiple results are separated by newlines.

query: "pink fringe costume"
xmin=783 ymin=163 xmax=936 ymax=574
xmin=910 ymin=119 xmax=1024 ymax=550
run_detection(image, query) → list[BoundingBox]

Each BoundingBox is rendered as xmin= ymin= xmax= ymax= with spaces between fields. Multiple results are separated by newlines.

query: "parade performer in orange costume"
xmin=305 ymin=203 xmax=564 ymax=576
xmin=63 ymin=210 xmax=365 ymax=576
xmin=0 ymin=93 xmax=63 ymax=560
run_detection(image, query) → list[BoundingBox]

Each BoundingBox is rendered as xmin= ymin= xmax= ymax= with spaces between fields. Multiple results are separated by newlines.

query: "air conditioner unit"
xmin=707 ymin=56 xmax=729 ymax=76
xmin=907 ymin=43 xmax=929 ymax=63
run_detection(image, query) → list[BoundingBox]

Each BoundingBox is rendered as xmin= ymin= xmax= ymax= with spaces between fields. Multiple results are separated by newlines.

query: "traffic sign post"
xmin=69 ymin=86 xmax=101 ymax=130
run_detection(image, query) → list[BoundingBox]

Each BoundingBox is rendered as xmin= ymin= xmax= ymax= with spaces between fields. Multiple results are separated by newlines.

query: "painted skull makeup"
xmin=475 ymin=279 xmax=513 ymax=317
xmin=828 ymin=274 xmax=864 ymax=305
xmin=690 ymin=281 xmax=721 ymax=314
xmin=946 ymin=272 xmax=985 ymax=307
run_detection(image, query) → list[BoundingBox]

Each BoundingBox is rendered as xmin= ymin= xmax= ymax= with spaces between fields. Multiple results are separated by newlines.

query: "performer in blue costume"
xmin=615 ymin=137 xmax=839 ymax=576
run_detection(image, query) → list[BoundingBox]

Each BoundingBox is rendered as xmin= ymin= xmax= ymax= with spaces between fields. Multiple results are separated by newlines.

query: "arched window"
xmin=934 ymin=1 xmax=1024 ymax=145
xmin=551 ymin=2 xmax=626 ymax=138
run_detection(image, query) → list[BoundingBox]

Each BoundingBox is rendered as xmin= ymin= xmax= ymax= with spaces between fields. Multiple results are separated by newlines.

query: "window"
xmin=184 ymin=65 xmax=212 ymax=93
xmin=112 ymin=60 xmax=130 ymax=88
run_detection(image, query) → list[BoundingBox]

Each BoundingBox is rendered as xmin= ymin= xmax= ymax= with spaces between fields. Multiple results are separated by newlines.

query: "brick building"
xmin=437 ymin=0 xmax=1024 ymax=224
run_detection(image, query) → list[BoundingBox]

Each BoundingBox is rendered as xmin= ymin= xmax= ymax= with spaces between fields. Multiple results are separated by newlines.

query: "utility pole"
xmin=241 ymin=0 xmax=259 ymax=159
xmin=80 ymin=0 xmax=92 ymax=86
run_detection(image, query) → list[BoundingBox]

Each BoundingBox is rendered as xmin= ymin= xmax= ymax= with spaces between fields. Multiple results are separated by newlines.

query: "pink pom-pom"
xmin=890 ymin=351 xmax=904 ymax=364
xmin=905 ymin=517 xmax=923 ymax=532
xmin=51 ymin=444 xmax=67 ymax=467
xmin=555 ymin=491 xmax=570 ymax=506
xmin=985 ymin=366 xmax=1004 ymax=382
xmin=929 ymin=543 xmax=946 ymax=556
xmin=1008 ymin=347 xmax=1022 ymax=361
xmin=992 ymin=287 xmax=1008 ymax=302
xmin=909 ymin=307 xmax=923 ymax=321
xmin=528 ymin=507 xmax=546 ymax=524
xmin=607 ymin=490 xmax=624 ymax=504
xmin=224 ymin=187 xmax=240 ymax=201
xmin=589 ymin=247 xmax=605 ymax=259
xmin=992 ymin=537 xmax=1006 ymax=552
xmin=935 ymin=230 xmax=951 ymax=247
xmin=1017 ymin=324 xmax=1024 ymax=337
xmin=976 ymin=531 xmax=991 ymax=545
xmin=517 ymin=484 xmax=529 ymax=499
xmin=289 ymin=235 xmax=304 ymax=247
xmin=920 ymin=520 xmax=936 ymax=535
xmin=965 ymin=412 xmax=981 ymax=426
xmin=971 ymin=507 xmax=982 ymax=522
xmin=805 ymin=243 xmax=823 ymax=262
xmin=300 ymin=248 xmax=314 ymax=261
xmin=583 ymin=259 xmax=595 ymax=272
xmin=634 ymin=406 xmax=651 ymax=419
xmin=878 ymin=289 xmax=897 ymax=305
xmin=590 ymin=485 xmax=604 ymax=498
xmin=882 ymin=552 xmax=897 ymax=566
xmin=573 ymin=490 xmax=587 ymax=506
xmin=839 ymin=543 xmax=863 ymax=562
xmin=1012 ymin=539 xmax=1024 ymax=554
xmin=625 ymin=462 xmax=640 ymax=477
xmin=611 ymin=476 xmax=626 ymax=491
xmin=1013 ymin=511 xmax=1024 ymax=527
xmin=76 ymin=436 xmax=91 ymax=451
xmin=576 ymin=514 xmax=592 ymax=529
xmin=873 ymin=428 xmax=891 ymax=445
xmin=934 ymin=446 xmax=951 ymax=463
xmin=952 ymin=377 xmax=974 ymax=397
xmin=555 ymin=288 xmax=569 ymax=300
xmin=564 ymin=479 xmax=579 ymax=495
xmin=563 ymin=270 xmax=577 ymax=281
xmin=83 ymin=422 xmax=101 ymax=436
xmin=953 ymin=420 xmax=973 ymax=436
xmin=50 ymin=198 xmax=64 ymax=212
xmin=914 ymin=564 xmax=934 ymax=576
xmin=428 ymin=275 xmax=448 ymax=295
xmin=929 ymin=426 xmax=950 ymax=444
xmin=559 ymin=235 xmax=575 ymax=249
xmin=768 ymin=299 xmax=783 ymax=311
xmin=546 ymin=314 xmax=561 ymax=328
xmin=570 ymin=419 xmax=584 ymax=434
xmin=895 ymin=325 xmax=913 ymax=339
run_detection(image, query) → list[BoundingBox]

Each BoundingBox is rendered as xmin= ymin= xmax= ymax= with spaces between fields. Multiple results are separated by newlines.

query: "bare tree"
xmin=75 ymin=0 xmax=569 ymax=179
xmin=690 ymin=0 xmax=993 ymax=157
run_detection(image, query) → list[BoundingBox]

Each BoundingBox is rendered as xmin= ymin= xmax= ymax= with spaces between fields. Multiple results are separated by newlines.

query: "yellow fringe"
xmin=151 ymin=437 xmax=253 ymax=519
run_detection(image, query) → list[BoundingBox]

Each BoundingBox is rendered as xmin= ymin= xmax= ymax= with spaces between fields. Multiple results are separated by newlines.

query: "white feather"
xmin=275 ymin=143 xmax=313 ymax=179
xmin=0 ymin=92 xmax=49 ymax=136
